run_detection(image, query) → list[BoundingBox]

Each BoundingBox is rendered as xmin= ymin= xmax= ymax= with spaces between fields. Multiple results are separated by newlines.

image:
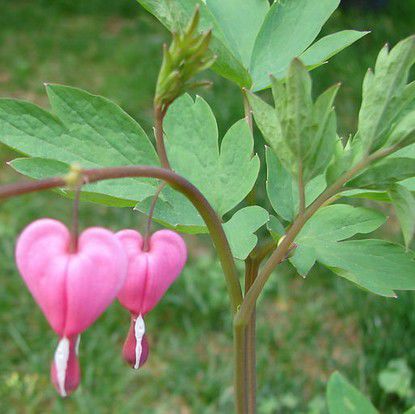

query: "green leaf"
xmin=307 ymin=83 xmax=340 ymax=179
xmin=290 ymin=204 xmax=386 ymax=277
xmin=378 ymin=359 xmax=412 ymax=399
xmin=387 ymin=108 xmax=415 ymax=149
xmin=347 ymin=158 xmax=415 ymax=190
xmin=322 ymin=240 xmax=415 ymax=296
xmin=327 ymin=372 xmax=378 ymax=414
xmin=246 ymin=91 xmax=295 ymax=174
xmin=267 ymin=215 xmax=285 ymax=241
xmin=300 ymin=30 xmax=369 ymax=67
xmin=250 ymin=62 xmax=338 ymax=184
xmin=283 ymin=59 xmax=314 ymax=171
xmin=266 ymin=148 xmax=326 ymax=222
xmin=0 ymin=85 xmax=159 ymax=206
xmin=206 ymin=0 xmax=269 ymax=68
xmin=135 ymin=94 xmax=260 ymax=234
xmin=354 ymin=36 xmax=415 ymax=153
xmin=266 ymin=148 xmax=296 ymax=221
xmin=250 ymin=0 xmax=340 ymax=90
xmin=223 ymin=206 xmax=269 ymax=260
xmin=389 ymin=184 xmax=415 ymax=248
xmin=137 ymin=0 xmax=251 ymax=87
xmin=164 ymin=94 xmax=260 ymax=217
xmin=404 ymin=408 xmax=415 ymax=414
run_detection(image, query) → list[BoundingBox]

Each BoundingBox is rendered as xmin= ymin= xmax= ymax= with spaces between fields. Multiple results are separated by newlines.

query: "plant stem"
xmin=234 ymin=322 xmax=247 ymax=414
xmin=243 ymin=90 xmax=253 ymax=135
xmin=244 ymin=258 xmax=259 ymax=414
xmin=69 ymin=184 xmax=82 ymax=253
xmin=235 ymin=145 xmax=398 ymax=327
xmin=154 ymin=104 xmax=171 ymax=169
xmin=0 ymin=165 xmax=243 ymax=313
xmin=143 ymin=181 xmax=167 ymax=251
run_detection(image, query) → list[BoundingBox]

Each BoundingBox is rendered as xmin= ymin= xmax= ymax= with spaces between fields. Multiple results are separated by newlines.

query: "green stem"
xmin=154 ymin=104 xmax=171 ymax=169
xmin=244 ymin=258 xmax=259 ymax=414
xmin=234 ymin=322 xmax=247 ymax=414
xmin=69 ymin=184 xmax=82 ymax=253
xmin=243 ymin=90 xmax=253 ymax=135
xmin=143 ymin=181 xmax=167 ymax=251
xmin=0 ymin=165 xmax=243 ymax=313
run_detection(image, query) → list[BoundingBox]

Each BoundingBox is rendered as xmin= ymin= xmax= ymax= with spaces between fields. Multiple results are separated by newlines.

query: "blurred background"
xmin=0 ymin=0 xmax=415 ymax=412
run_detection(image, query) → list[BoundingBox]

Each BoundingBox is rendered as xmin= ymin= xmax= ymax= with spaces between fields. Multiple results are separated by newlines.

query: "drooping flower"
xmin=116 ymin=229 xmax=187 ymax=369
xmin=15 ymin=219 xmax=127 ymax=396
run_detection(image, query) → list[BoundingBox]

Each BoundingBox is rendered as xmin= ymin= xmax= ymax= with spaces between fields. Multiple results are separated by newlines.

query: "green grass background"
xmin=0 ymin=1 xmax=415 ymax=412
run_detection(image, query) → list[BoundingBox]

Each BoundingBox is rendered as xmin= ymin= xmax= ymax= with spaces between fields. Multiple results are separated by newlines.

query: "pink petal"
xmin=16 ymin=219 xmax=127 ymax=336
xmin=116 ymin=229 xmax=187 ymax=315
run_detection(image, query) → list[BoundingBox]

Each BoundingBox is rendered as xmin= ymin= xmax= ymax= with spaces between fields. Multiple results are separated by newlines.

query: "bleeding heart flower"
xmin=116 ymin=229 xmax=187 ymax=369
xmin=15 ymin=218 xmax=127 ymax=397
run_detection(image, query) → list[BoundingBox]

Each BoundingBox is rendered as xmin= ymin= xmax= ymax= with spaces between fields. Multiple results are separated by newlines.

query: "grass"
xmin=0 ymin=1 xmax=415 ymax=412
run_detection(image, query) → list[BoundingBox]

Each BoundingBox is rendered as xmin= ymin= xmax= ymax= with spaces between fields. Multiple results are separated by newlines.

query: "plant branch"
xmin=243 ymin=90 xmax=253 ymax=135
xmin=0 ymin=165 xmax=243 ymax=312
xmin=143 ymin=181 xmax=167 ymax=251
xmin=234 ymin=322 xmax=247 ymax=414
xmin=154 ymin=104 xmax=171 ymax=169
xmin=234 ymin=144 xmax=399 ymax=327
xmin=244 ymin=257 xmax=259 ymax=414
xmin=69 ymin=184 xmax=82 ymax=253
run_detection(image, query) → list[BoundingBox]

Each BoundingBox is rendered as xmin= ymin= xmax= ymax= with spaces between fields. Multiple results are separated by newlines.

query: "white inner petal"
xmin=134 ymin=314 xmax=146 ymax=370
xmin=54 ymin=337 xmax=70 ymax=397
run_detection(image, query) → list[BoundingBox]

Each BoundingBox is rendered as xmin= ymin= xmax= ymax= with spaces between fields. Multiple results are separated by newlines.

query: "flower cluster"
xmin=15 ymin=219 xmax=186 ymax=397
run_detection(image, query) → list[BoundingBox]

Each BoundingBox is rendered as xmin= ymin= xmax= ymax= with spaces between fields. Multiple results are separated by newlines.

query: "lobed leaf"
xmin=300 ymin=30 xmax=369 ymax=68
xmin=347 ymin=157 xmax=415 ymax=190
xmin=323 ymin=240 xmax=415 ymax=297
xmin=389 ymin=184 xmax=415 ymax=248
xmin=137 ymin=0 xmax=365 ymax=90
xmin=206 ymin=0 xmax=269 ymax=68
xmin=327 ymin=372 xmax=378 ymax=414
xmin=290 ymin=204 xmax=386 ymax=277
xmin=223 ymin=206 xmax=269 ymax=260
xmin=354 ymin=36 xmax=415 ymax=154
xmin=0 ymin=85 xmax=159 ymax=206
xmin=250 ymin=0 xmax=340 ymax=90
xmin=163 ymin=94 xmax=260 ymax=217
xmin=250 ymin=62 xmax=338 ymax=186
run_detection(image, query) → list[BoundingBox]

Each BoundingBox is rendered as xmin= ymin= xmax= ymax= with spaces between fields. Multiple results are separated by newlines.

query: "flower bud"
xmin=154 ymin=7 xmax=215 ymax=108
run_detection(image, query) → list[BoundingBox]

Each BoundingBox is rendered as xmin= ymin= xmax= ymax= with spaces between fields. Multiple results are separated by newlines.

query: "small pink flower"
xmin=116 ymin=229 xmax=187 ymax=369
xmin=15 ymin=219 xmax=127 ymax=396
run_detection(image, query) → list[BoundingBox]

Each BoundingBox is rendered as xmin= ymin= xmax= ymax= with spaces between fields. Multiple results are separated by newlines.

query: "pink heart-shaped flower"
xmin=16 ymin=218 xmax=127 ymax=337
xmin=116 ymin=229 xmax=187 ymax=315
xmin=116 ymin=229 xmax=186 ymax=369
xmin=16 ymin=218 xmax=128 ymax=396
